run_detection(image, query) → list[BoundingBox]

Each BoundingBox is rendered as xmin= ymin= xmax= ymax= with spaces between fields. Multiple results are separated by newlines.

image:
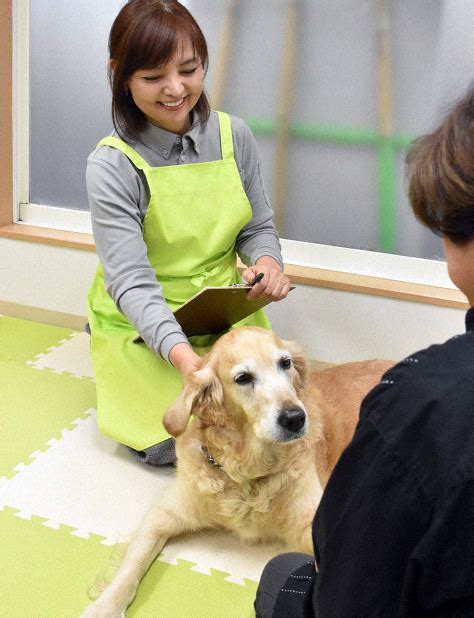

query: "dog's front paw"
xmin=80 ymin=601 xmax=125 ymax=618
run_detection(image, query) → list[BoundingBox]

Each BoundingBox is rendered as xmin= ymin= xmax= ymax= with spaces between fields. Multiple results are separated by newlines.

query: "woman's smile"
xmin=160 ymin=97 xmax=185 ymax=108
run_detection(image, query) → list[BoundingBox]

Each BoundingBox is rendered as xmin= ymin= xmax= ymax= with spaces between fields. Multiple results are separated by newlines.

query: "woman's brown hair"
xmin=108 ymin=0 xmax=210 ymax=141
xmin=406 ymin=87 xmax=474 ymax=244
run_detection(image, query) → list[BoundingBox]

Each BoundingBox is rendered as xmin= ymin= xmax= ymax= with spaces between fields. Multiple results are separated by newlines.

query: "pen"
xmin=231 ymin=273 xmax=265 ymax=288
xmin=250 ymin=272 xmax=264 ymax=286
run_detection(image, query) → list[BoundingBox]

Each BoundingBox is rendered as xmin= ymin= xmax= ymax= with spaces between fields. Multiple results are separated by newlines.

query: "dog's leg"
xmin=81 ymin=494 xmax=201 ymax=618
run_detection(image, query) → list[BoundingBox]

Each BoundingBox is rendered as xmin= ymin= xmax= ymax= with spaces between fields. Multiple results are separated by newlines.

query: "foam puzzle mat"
xmin=0 ymin=315 xmax=286 ymax=617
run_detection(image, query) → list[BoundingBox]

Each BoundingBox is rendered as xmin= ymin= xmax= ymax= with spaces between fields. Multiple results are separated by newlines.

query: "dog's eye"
xmin=279 ymin=357 xmax=292 ymax=370
xmin=234 ymin=372 xmax=254 ymax=385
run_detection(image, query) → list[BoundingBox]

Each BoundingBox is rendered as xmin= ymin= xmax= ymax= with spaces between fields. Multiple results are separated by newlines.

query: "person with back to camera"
xmin=255 ymin=88 xmax=474 ymax=616
xmin=86 ymin=0 xmax=290 ymax=465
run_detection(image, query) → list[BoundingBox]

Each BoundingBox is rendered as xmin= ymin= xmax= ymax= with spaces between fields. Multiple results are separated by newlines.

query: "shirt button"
xmin=180 ymin=152 xmax=187 ymax=161
xmin=161 ymin=148 xmax=168 ymax=156
xmin=176 ymin=137 xmax=181 ymax=144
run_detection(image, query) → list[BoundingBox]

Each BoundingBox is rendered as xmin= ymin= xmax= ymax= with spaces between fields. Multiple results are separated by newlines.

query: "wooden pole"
xmin=210 ymin=0 xmax=238 ymax=110
xmin=272 ymin=0 xmax=299 ymax=234
xmin=377 ymin=0 xmax=393 ymax=137
xmin=376 ymin=0 xmax=397 ymax=253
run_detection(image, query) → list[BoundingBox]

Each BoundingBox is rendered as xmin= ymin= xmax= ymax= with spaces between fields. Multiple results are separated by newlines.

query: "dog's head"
xmin=164 ymin=327 xmax=308 ymax=443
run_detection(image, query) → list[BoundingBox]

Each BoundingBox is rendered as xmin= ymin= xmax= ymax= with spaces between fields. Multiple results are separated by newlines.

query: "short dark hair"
xmin=108 ymin=0 xmax=210 ymax=141
xmin=406 ymin=87 xmax=474 ymax=244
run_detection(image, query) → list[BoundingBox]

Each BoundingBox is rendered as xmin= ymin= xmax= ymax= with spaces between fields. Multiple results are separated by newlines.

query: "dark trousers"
xmin=255 ymin=552 xmax=314 ymax=618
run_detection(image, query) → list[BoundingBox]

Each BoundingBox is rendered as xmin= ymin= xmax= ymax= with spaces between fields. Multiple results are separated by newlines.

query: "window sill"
xmin=0 ymin=222 xmax=95 ymax=250
xmin=283 ymin=263 xmax=467 ymax=309
xmin=0 ymin=222 xmax=468 ymax=310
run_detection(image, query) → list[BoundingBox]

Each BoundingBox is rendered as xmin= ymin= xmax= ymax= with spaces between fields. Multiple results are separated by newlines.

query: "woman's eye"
xmin=279 ymin=357 xmax=292 ymax=370
xmin=181 ymin=67 xmax=197 ymax=75
xmin=234 ymin=372 xmax=254 ymax=385
xmin=143 ymin=76 xmax=161 ymax=82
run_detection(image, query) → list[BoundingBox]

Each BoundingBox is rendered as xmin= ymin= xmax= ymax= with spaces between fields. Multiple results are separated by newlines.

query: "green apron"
xmin=87 ymin=111 xmax=270 ymax=450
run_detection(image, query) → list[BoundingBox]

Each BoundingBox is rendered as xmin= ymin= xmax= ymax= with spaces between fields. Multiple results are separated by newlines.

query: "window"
xmin=14 ymin=0 xmax=474 ymax=282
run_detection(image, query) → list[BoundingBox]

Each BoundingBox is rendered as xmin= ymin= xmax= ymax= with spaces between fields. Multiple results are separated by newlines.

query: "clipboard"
xmin=175 ymin=285 xmax=295 ymax=336
xmin=135 ymin=284 xmax=295 ymax=340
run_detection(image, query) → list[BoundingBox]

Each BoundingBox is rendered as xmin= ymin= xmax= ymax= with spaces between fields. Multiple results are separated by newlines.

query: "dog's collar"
xmin=202 ymin=445 xmax=223 ymax=469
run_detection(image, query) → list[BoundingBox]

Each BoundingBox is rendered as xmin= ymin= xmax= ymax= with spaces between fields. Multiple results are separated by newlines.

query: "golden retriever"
xmin=81 ymin=327 xmax=392 ymax=617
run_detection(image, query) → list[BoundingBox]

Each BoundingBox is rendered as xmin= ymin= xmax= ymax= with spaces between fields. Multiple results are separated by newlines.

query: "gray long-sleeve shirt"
xmin=86 ymin=111 xmax=282 ymax=361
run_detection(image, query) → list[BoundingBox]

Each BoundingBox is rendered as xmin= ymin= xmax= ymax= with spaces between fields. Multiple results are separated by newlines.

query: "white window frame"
xmin=13 ymin=0 xmax=28 ymax=225
xmin=12 ymin=0 xmax=456 ymax=292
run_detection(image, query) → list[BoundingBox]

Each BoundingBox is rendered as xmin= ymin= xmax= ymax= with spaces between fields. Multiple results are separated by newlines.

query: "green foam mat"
xmin=0 ymin=358 xmax=96 ymax=479
xmin=0 ymin=316 xmax=268 ymax=616
xmin=0 ymin=508 xmax=258 ymax=617
xmin=0 ymin=315 xmax=75 ymax=364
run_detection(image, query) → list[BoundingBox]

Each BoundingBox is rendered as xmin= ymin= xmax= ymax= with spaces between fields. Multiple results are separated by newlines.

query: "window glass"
xmin=29 ymin=0 xmax=474 ymax=259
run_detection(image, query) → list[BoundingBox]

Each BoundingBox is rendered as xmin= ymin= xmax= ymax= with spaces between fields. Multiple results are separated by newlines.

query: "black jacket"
xmin=274 ymin=308 xmax=474 ymax=617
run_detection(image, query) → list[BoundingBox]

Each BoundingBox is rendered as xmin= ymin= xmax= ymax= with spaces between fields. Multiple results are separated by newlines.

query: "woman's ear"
xmin=163 ymin=366 xmax=224 ymax=437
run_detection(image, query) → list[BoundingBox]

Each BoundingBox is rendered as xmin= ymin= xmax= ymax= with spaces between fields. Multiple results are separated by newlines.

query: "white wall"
xmin=0 ymin=237 xmax=466 ymax=364
xmin=0 ymin=238 xmax=98 ymax=316
xmin=265 ymin=284 xmax=465 ymax=364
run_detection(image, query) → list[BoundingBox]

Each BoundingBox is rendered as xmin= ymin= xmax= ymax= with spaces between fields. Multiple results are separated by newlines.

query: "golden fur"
xmin=81 ymin=327 xmax=392 ymax=617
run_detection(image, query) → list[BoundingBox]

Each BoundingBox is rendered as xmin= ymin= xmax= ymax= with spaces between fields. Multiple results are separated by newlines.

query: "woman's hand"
xmin=241 ymin=256 xmax=291 ymax=301
xmin=169 ymin=342 xmax=202 ymax=376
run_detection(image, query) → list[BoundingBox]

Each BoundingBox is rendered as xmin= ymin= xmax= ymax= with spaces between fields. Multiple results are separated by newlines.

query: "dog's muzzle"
xmin=277 ymin=406 xmax=307 ymax=439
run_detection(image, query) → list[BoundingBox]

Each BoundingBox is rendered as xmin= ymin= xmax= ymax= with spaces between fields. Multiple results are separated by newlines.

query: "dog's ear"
xmin=283 ymin=340 xmax=307 ymax=389
xmin=163 ymin=366 xmax=224 ymax=437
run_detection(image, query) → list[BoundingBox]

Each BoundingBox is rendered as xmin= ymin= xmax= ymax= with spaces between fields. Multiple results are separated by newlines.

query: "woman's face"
xmin=127 ymin=35 xmax=205 ymax=134
xmin=443 ymin=236 xmax=474 ymax=305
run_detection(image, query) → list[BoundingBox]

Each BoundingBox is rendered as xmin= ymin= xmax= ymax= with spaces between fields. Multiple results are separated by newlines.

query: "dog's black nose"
xmin=278 ymin=407 xmax=306 ymax=433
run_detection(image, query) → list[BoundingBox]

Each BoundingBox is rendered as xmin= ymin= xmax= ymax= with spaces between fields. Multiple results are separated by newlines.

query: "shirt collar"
xmin=139 ymin=110 xmax=202 ymax=158
xmin=184 ymin=110 xmax=201 ymax=154
xmin=139 ymin=123 xmax=178 ymax=160
xmin=465 ymin=306 xmax=474 ymax=332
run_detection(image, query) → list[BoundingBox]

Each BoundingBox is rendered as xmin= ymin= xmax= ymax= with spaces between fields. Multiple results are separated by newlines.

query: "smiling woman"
xmin=108 ymin=0 xmax=210 ymax=140
xmin=85 ymin=0 xmax=290 ymax=467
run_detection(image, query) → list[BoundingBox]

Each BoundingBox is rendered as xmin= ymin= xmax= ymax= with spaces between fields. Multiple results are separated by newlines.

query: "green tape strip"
xmin=245 ymin=117 xmax=408 ymax=253
xmin=377 ymin=139 xmax=397 ymax=253
xmin=292 ymin=123 xmax=379 ymax=145
xmin=245 ymin=117 xmax=413 ymax=148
